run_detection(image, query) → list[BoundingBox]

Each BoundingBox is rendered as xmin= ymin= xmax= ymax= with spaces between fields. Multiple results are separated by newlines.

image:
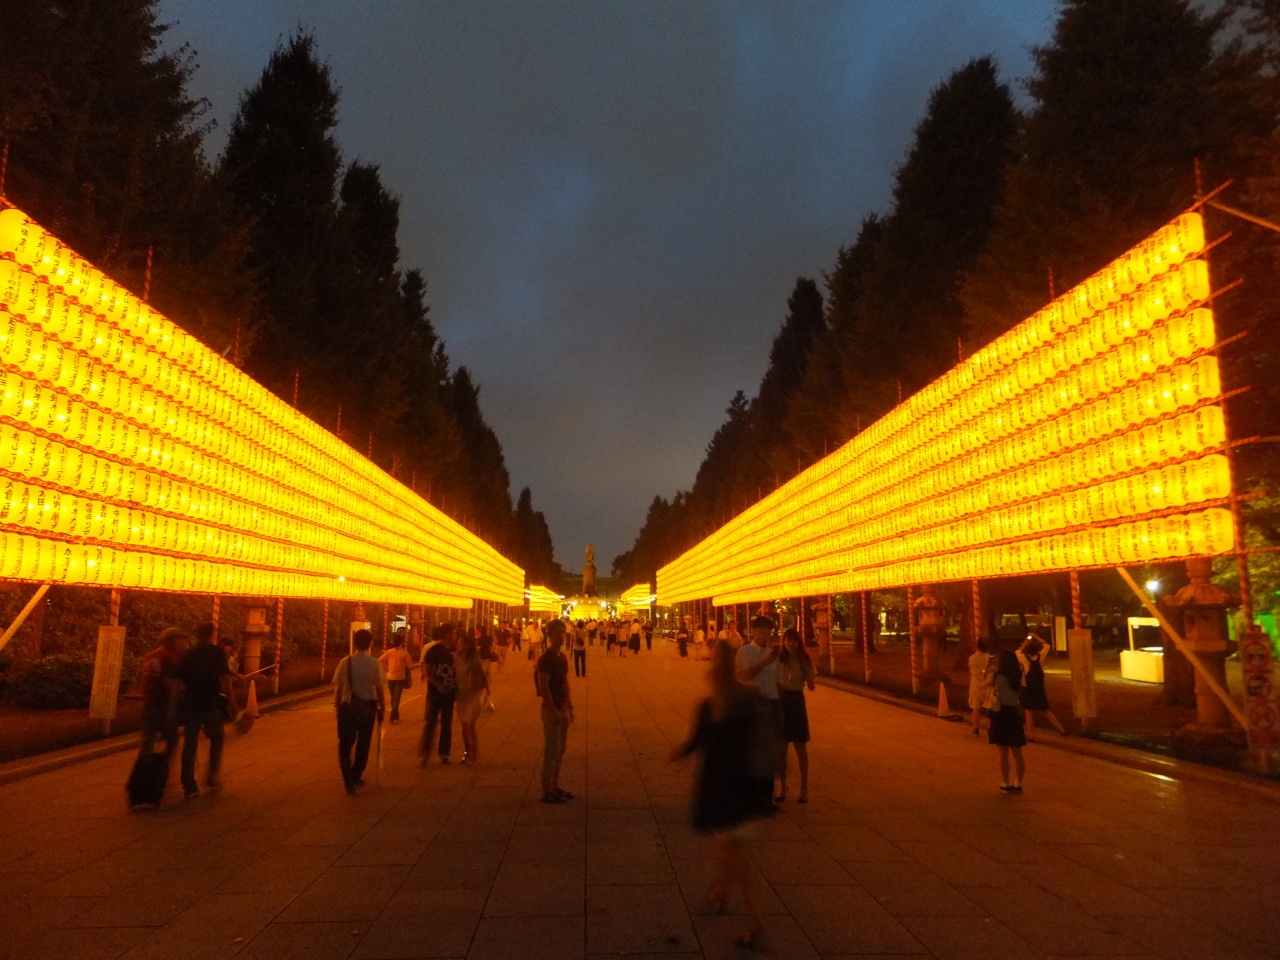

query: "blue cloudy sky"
xmin=159 ymin=0 xmax=1059 ymax=569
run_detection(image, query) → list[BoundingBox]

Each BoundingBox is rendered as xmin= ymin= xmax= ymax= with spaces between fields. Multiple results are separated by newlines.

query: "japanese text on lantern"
xmin=0 ymin=206 xmax=524 ymax=607
xmin=659 ymin=213 xmax=1234 ymax=606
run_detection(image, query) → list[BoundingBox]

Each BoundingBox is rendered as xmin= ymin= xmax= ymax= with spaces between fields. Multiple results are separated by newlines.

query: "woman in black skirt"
xmin=988 ymin=650 xmax=1026 ymax=794
xmin=670 ymin=640 xmax=776 ymax=950
xmin=775 ymin=628 xmax=815 ymax=803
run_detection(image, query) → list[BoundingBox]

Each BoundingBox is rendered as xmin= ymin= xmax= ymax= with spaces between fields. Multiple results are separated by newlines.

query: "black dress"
xmin=1019 ymin=654 xmax=1050 ymax=711
xmin=674 ymin=695 xmax=777 ymax=833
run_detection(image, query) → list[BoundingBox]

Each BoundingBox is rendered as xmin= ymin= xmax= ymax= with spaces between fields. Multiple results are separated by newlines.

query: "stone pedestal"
xmin=913 ymin=585 xmax=946 ymax=687
xmin=1170 ymin=558 xmax=1241 ymax=759
xmin=241 ymin=607 xmax=272 ymax=677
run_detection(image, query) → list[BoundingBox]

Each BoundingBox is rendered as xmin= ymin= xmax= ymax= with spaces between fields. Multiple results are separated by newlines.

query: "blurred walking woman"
xmin=987 ymin=650 xmax=1026 ymax=794
xmin=775 ymin=628 xmax=815 ymax=803
xmin=670 ymin=641 xmax=776 ymax=951
xmin=454 ymin=635 xmax=490 ymax=765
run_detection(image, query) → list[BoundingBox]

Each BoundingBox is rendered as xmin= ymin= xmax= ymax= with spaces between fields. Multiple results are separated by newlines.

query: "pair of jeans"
xmin=387 ymin=679 xmax=407 ymax=721
xmin=541 ymin=704 xmax=569 ymax=792
xmin=422 ymin=689 xmax=455 ymax=759
xmin=573 ymin=649 xmax=586 ymax=676
xmin=337 ymin=698 xmax=378 ymax=786
xmin=179 ymin=709 xmax=225 ymax=792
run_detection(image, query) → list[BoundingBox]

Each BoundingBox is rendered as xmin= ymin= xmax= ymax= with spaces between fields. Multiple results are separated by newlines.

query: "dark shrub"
xmin=11 ymin=653 xmax=139 ymax=709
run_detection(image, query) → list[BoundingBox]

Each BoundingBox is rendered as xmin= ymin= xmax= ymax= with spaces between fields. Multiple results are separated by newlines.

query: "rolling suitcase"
xmin=127 ymin=751 xmax=170 ymax=808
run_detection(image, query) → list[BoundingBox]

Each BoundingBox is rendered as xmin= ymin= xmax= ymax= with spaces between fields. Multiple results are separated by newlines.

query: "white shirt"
xmin=630 ymin=622 xmax=641 ymax=637
xmin=736 ymin=642 xmax=779 ymax=700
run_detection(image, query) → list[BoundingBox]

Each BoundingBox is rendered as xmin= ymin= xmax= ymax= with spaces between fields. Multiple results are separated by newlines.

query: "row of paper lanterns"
xmin=0 ymin=210 xmax=519 ymax=587
xmin=678 ymin=299 xmax=1219 ymax=576
xmin=0 ymin=530 xmax=476 ymax=605
xmin=665 ymin=384 xmax=1226 ymax=597
xmin=701 ymin=507 xmax=1234 ymax=606
xmin=0 ymin=209 xmax=523 ymax=601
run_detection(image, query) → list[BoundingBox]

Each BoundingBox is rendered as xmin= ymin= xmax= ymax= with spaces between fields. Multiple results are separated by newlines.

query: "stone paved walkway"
xmin=1 ymin=640 xmax=1277 ymax=960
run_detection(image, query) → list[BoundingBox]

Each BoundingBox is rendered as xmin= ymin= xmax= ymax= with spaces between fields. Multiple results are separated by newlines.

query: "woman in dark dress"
xmin=1017 ymin=636 xmax=1066 ymax=738
xmin=988 ymin=650 xmax=1026 ymax=794
xmin=775 ymin=628 xmax=815 ymax=803
xmin=670 ymin=640 xmax=776 ymax=950
xmin=675 ymin=623 xmax=689 ymax=659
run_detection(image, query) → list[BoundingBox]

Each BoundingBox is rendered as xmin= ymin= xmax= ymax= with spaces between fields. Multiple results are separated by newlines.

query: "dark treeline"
xmin=614 ymin=0 xmax=1280 ymax=612
xmin=0 ymin=2 xmax=557 ymax=584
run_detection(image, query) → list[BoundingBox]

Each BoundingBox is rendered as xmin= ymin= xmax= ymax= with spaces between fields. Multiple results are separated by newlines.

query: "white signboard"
xmin=89 ymin=625 xmax=128 ymax=720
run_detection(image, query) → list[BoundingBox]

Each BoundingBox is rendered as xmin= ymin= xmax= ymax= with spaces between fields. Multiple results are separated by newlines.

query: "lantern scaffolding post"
xmin=273 ymin=597 xmax=283 ymax=694
xmin=862 ymin=591 xmax=870 ymax=683
xmin=907 ymin=584 xmax=919 ymax=695
xmin=320 ymin=598 xmax=329 ymax=681
xmin=1069 ymin=572 xmax=1082 ymax=629
xmin=211 ymin=595 xmax=220 ymax=633
xmin=1195 ymin=168 xmax=1255 ymax=628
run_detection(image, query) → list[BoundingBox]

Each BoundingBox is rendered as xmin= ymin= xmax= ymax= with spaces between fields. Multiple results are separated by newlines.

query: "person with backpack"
xmin=988 ymin=650 xmax=1028 ymax=793
xmin=420 ymin=623 xmax=458 ymax=764
xmin=334 ymin=629 xmax=387 ymax=795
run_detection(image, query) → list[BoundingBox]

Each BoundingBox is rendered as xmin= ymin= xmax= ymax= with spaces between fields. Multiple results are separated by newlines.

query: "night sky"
xmin=159 ymin=0 xmax=1057 ymax=570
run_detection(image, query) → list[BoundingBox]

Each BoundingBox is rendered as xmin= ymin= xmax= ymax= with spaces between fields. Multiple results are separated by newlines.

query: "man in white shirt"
xmin=333 ymin=628 xmax=388 ymax=795
xmin=726 ymin=621 xmax=743 ymax=647
xmin=736 ymin=615 xmax=783 ymax=789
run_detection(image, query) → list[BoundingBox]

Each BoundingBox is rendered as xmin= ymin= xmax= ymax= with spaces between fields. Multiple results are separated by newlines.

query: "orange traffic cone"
xmin=244 ymin=679 xmax=260 ymax=718
xmin=937 ymin=681 xmax=956 ymax=720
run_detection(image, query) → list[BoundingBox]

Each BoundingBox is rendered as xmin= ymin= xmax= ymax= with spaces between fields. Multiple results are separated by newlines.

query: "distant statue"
xmin=583 ymin=544 xmax=597 ymax=597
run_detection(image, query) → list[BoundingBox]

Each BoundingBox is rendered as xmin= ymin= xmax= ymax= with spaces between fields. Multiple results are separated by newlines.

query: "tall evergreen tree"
xmin=218 ymin=31 xmax=341 ymax=393
xmin=0 ymin=0 xmax=253 ymax=352
xmin=961 ymin=0 xmax=1251 ymax=345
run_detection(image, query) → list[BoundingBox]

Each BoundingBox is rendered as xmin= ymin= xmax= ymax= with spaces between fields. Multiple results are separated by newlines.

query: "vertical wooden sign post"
xmin=90 ymin=589 xmax=126 ymax=735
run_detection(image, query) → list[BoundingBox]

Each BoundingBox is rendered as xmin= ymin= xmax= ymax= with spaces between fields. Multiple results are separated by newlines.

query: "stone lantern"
xmin=241 ymin=607 xmax=273 ymax=677
xmin=913 ymin=584 xmax=946 ymax=684
xmin=1170 ymin=557 xmax=1245 ymax=755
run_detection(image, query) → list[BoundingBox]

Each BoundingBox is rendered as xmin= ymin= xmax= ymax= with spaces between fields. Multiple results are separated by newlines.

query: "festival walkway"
xmin=0 ymin=640 xmax=1276 ymax=960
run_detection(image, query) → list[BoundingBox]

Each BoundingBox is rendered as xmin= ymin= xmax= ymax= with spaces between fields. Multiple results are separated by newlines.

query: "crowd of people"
xmin=131 ymin=604 xmax=1055 ymax=951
